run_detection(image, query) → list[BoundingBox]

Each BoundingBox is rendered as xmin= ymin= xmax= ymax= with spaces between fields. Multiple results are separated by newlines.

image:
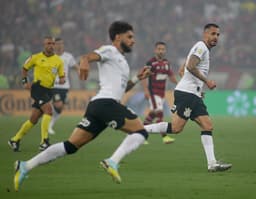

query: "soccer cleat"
xmin=39 ymin=138 xmax=50 ymax=151
xmin=143 ymin=140 xmax=149 ymax=145
xmin=208 ymin=161 xmax=232 ymax=172
xmin=8 ymin=140 xmax=20 ymax=152
xmin=162 ymin=135 xmax=175 ymax=144
xmin=48 ymin=128 xmax=55 ymax=135
xmin=14 ymin=160 xmax=28 ymax=191
xmin=100 ymin=159 xmax=121 ymax=184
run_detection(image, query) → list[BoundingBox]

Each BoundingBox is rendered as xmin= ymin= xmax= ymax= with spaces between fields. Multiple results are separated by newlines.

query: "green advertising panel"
xmin=204 ymin=90 xmax=256 ymax=116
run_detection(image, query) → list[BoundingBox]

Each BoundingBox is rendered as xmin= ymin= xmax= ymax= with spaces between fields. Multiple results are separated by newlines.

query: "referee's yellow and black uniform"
xmin=23 ymin=52 xmax=64 ymax=108
xmin=10 ymin=52 xmax=64 ymax=148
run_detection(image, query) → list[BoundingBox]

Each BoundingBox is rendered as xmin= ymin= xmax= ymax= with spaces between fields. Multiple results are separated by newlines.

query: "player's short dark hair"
xmin=109 ymin=21 xmax=133 ymax=41
xmin=155 ymin=41 xmax=166 ymax=47
xmin=204 ymin=23 xmax=219 ymax=30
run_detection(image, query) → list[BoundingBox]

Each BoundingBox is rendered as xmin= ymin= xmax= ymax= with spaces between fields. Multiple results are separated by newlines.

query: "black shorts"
xmin=31 ymin=82 xmax=52 ymax=109
xmin=52 ymin=88 xmax=68 ymax=103
xmin=171 ymin=90 xmax=208 ymax=120
xmin=77 ymin=98 xmax=138 ymax=137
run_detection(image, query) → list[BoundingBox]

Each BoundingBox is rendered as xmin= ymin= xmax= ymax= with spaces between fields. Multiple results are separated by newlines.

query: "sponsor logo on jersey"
xmin=52 ymin=67 xmax=58 ymax=74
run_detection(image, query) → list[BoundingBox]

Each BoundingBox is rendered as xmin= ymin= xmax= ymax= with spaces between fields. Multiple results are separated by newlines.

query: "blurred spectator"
xmin=0 ymin=74 xmax=9 ymax=89
xmin=17 ymin=47 xmax=32 ymax=68
xmin=0 ymin=0 xmax=255 ymax=89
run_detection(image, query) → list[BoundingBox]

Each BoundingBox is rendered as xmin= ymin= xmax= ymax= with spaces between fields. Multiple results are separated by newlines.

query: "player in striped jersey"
xmin=142 ymin=41 xmax=177 ymax=144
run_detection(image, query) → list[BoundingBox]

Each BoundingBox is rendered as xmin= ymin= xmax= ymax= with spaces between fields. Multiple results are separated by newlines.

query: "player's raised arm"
xmin=79 ymin=52 xmax=101 ymax=80
xmin=186 ymin=55 xmax=216 ymax=89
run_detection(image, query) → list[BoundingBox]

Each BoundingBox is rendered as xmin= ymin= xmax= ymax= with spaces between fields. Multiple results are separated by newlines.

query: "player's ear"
xmin=115 ymin=34 xmax=121 ymax=42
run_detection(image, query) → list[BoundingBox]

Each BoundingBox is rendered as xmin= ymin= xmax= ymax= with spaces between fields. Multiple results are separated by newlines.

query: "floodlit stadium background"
xmin=1 ymin=0 xmax=255 ymax=116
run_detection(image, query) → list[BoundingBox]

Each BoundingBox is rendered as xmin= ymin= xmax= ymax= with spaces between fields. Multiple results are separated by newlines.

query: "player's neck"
xmin=155 ymin=56 xmax=164 ymax=61
xmin=113 ymin=43 xmax=124 ymax=54
xmin=203 ymin=40 xmax=212 ymax=50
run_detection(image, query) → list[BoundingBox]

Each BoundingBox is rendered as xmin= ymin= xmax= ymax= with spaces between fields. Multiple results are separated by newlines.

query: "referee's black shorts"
xmin=31 ymin=81 xmax=52 ymax=109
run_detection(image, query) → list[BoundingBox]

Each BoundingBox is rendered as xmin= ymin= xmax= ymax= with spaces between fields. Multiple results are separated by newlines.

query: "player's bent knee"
xmin=202 ymin=125 xmax=213 ymax=132
xmin=64 ymin=141 xmax=78 ymax=154
xmin=172 ymin=126 xmax=183 ymax=134
xmin=135 ymin=129 xmax=148 ymax=140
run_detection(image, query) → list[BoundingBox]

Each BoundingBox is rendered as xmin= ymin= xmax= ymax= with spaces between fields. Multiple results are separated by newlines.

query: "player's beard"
xmin=121 ymin=42 xmax=132 ymax=53
xmin=45 ymin=47 xmax=54 ymax=56
xmin=157 ymin=53 xmax=164 ymax=60
xmin=209 ymin=39 xmax=217 ymax=48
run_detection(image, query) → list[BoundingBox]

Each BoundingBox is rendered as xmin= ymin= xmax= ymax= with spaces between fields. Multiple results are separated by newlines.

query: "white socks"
xmin=25 ymin=142 xmax=67 ymax=171
xmin=49 ymin=107 xmax=60 ymax=130
xmin=144 ymin=122 xmax=168 ymax=133
xmin=110 ymin=133 xmax=145 ymax=164
xmin=201 ymin=134 xmax=216 ymax=165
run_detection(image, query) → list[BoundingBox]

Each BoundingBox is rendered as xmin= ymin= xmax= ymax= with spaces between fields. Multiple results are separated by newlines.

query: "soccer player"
xmin=13 ymin=21 xmax=151 ymax=191
xmin=48 ymin=38 xmax=79 ymax=135
xmin=142 ymin=41 xmax=177 ymax=144
xmin=8 ymin=36 xmax=65 ymax=152
xmin=143 ymin=23 xmax=232 ymax=172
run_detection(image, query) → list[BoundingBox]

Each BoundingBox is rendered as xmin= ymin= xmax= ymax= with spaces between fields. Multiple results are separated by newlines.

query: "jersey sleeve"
xmin=23 ymin=55 xmax=35 ymax=70
xmin=191 ymin=42 xmax=207 ymax=60
xmin=94 ymin=45 xmax=112 ymax=62
xmin=58 ymin=59 xmax=65 ymax=77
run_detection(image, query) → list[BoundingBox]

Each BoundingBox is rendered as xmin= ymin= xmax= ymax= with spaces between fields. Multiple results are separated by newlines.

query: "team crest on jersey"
xmin=98 ymin=46 xmax=111 ymax=54
xmin=79 ymin=117 xmax=90 ymax=127
xmin=184 ymin=107 xmax=192 ymax=118
xmin=52 ymin=67 xmax=57 ymax=74
xmin=108 ymin=120 xmax=118 ymax=129
xmin=194 ymin=47 xmax=203 ymax=55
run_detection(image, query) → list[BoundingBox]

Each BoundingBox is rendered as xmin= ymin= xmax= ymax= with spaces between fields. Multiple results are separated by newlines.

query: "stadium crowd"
xmin=1 ymin=0 xmax=255 ymax=89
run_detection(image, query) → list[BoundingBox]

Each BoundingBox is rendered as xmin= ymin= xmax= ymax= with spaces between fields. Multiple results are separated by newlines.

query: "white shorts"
xmin=148 ymin=95 xmax=164 ymax=111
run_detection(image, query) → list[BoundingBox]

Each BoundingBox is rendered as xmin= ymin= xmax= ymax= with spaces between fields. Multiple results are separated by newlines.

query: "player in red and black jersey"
xmin=141 ymin=41 xmax=177 ymax=144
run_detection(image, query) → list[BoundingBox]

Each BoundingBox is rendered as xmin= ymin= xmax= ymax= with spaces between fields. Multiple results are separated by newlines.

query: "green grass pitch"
xmin=0 ymin=116 xmax=255 ymax=199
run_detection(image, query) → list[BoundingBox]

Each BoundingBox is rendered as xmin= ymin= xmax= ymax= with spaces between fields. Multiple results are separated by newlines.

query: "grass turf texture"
xmin=0 ymin=116 xmax=255 ymax=199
